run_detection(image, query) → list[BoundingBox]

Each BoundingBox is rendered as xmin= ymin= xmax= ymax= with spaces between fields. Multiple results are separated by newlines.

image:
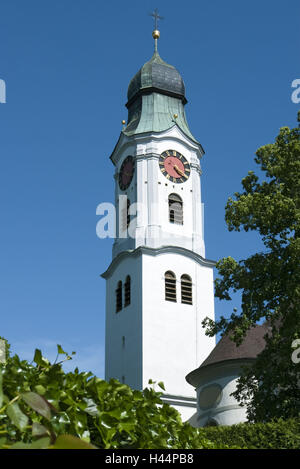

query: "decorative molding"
xmin=186 ymin=358 xmax=256 ymax=388
xmin=197 ymin=404 xmax=243 ymax=421
xmin=101 ymin=245 xmax=216 ymax=279
xmin=110 ymin=125 xmax=204 ymax=165
xmin=160 ymin=393 xmax=197 ymax=409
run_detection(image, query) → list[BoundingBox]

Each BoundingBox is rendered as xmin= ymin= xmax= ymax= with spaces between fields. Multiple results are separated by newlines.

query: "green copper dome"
xmin=123 ymin=51 xmax=199 ymax=144
xmin=127 ymin=51 xmax=186 ymax=104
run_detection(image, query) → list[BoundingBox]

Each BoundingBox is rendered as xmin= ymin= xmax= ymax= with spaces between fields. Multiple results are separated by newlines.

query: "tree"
xmin=202 ymin=112 xmax=300 ymax=422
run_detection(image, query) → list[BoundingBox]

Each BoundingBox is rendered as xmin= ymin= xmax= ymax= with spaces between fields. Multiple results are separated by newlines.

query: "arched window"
xmin=116 ymin=281 xmax=122 ymax=312
xmin=124 ymin=276 xmax=131 ymax=307
xmin=165 ymin=271 xmax=177 ymax=302
xmin=168 ymin=193 xmax=183 ymax=225
xmin=181 ymin=274 xmax=192 ymax=305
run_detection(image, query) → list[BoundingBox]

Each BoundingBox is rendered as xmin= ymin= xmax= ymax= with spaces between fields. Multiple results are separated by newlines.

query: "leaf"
xmin=9 ymin=442 xmax=33 ymax=449
xmin=158 ymin=382 xmax=165 ymax=391
xmin=7 ymin=401 xmax=29 ymax=431
xmin=52 ymin=435 xmax=96 ymax=449
xmin=32 ymin=422 xmax=49 ymax=437
xmin=0 ymin=437 xmax=7 ymax=449
xmin=29 ymin=437 xmax=51 ymax=449
xmin=10 ymin=437 xmax=51 ymax=449
xmin=83 ymin=398 xmax=98 ymax=417
xmin=21 ymin=392 xmax=51 ymax=420
xmin=34 ymin=384 xmax=46 ymax=396
xmin=57 ymin=344 xmax=67 ymax=355
xmin=33 ymin=349 xmax=44 ymax=367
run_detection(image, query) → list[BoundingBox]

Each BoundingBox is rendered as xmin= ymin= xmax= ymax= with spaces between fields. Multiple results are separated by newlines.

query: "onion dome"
xmin=127 ymin=51 xmax=186 ymax=106
xmin=122 ymin=30 xmax=199 ymax=144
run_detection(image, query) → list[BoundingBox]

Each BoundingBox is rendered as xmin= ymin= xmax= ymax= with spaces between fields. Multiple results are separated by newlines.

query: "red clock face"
xmin=119 ymin=156 xmax=135 ymax=190
xmin=159 ymin=150 xmax=190 ymax=183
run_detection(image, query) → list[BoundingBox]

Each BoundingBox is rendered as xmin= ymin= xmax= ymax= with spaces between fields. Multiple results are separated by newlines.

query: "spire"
xmin=150 ymin=8 xmax=163 ymax=53
xmin=122 ymin=11 xmax=200 ymax=145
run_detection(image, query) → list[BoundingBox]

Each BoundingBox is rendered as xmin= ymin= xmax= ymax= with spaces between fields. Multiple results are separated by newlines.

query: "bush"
xmin=198 ymin=419 xmax=300 ymax=449
xmin=0 ymin=340 xmax=222 ymax=449
xmin=1 ymin=339 xmax=297 ymax=449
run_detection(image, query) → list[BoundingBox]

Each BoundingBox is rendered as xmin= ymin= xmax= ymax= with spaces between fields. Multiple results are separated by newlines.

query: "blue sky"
xmin=0 ymin=0 xmax=299 ymax=377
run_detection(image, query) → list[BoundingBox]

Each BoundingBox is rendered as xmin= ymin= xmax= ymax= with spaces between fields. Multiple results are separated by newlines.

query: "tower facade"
xmin=102 ymin=31 xmax=215 ymax=422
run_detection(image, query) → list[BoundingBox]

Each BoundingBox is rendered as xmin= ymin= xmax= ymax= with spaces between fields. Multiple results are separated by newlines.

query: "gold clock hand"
xmin=174 ymin=165 xmax=184 ymax=177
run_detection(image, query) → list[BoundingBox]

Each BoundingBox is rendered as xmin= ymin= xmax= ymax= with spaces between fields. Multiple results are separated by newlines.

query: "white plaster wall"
xmin=142 ymin=251 xmax=215 ymax=398
xmin=105 ymin=255 xmax=143 ymax=390
xmin=112 ymin=127 xmax=206 ymax=258
xmin=195 ymin=364 xmax=248 ymax=427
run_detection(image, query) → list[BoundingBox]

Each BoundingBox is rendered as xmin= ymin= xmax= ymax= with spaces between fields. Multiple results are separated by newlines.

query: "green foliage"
xmin=199 ymin=418 xmax=300 ymax=449
xmin=202 ymin=114 xmax=300 ymax=422
xmin=0 ymin=342 xmax=222 ymax=449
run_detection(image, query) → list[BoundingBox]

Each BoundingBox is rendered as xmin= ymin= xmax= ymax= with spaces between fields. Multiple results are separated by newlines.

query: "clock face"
xmin=119 ymin=156 xmax=135 ymax=191
xmin=159 ymin=150 xmax=190 ymax=183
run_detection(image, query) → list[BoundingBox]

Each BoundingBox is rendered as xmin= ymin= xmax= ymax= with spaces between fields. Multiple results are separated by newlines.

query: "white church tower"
xmin=102 ymin=19 xmax=215 ymax=423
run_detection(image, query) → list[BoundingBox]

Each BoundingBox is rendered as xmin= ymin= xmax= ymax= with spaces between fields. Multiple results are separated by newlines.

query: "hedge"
xmin=198 ymin=418 xmax=300 ymax=449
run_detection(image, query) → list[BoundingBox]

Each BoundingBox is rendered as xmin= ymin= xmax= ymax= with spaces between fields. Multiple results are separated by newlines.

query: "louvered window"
xmin=124 ymin=276 xmax=131 ymax=307
xmin=116 ymin=281 xmax=122 ymax=312
xmin=165 ymin=271 xmax=177 ymax=302
xmin=181 ymin=274 xmax=192 ymax=305
xmin=168 ymin=194 xmax=183 ymax=225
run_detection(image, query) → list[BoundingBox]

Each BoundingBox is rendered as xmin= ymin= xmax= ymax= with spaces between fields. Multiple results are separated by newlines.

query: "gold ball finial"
xmin=122 ymin=120 xmax=126 ymax=125
xmin=173 ymin=114 xmax=178 ymax=119
xmin=152 ymin=29 xmax=160 ymax=40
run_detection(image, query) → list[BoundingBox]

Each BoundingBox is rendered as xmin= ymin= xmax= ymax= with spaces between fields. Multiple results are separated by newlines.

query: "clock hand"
xmin=167 ymin=160 xmax=181 ymax=172
xmin=173 ymin=165 xmax=186 ymax=177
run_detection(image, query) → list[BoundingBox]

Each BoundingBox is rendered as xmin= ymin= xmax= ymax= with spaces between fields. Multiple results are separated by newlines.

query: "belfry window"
xmin=116 ymin=281 xmax=122 ymax=312
xmin=165 ymin=271 xmax=177 ymax=302
xmin=168 ymin=194 xmax=183 ymax=225
xmin=124 ymin=276 xmax=131 ymax=307
xmin=181 ymin=274 xmax=192 ymax=305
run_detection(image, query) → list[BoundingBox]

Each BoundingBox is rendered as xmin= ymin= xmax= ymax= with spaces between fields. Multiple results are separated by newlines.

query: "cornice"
xmin=109 ymin=125 xmax=204 ymax=165
xmin=186 ymin=358 xmax=256 ymax=388
xmin=101 ymin=245 xmax=216 ymax=279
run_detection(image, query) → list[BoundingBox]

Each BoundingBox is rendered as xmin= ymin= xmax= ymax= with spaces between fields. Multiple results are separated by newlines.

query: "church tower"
xmin=102 ymin=20 xmax=215 ymax=422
